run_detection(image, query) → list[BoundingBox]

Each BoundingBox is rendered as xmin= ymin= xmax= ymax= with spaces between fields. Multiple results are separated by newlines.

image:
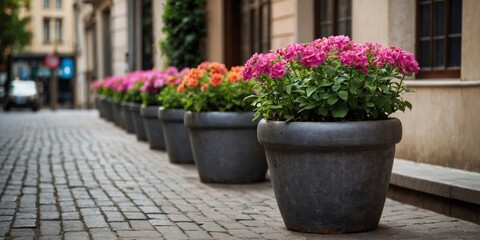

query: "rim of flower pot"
xmin=184 ymin=111 xmax=259 ymax=128
xmin=128 ymin=102 xmax=141 ymax=111
xmin=257 ymin=118 xmax=402 ymax=149
xmin=158 ymin=107 xmax=185 ymax=121
xmin=140 ymin=105 xmax=161 ymax=118
xmin=120 ymin=101 xmax=131 ymax=107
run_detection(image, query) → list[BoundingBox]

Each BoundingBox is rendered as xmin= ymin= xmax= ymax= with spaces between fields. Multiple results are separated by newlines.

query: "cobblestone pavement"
xmin=0 ymin=110 xmax=479 ymax=240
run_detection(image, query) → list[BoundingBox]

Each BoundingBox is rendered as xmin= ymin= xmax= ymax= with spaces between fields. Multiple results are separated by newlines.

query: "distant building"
xmin=8 ymin=0 xmax=77 ymax=108
xmin=74 ymin=0 xmax=165 ymax=108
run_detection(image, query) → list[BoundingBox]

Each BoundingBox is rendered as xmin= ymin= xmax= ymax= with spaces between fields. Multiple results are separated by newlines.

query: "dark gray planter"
xmin=95 ymin=96 xmax=104 ymax=118
xmin=257 ymin=118 xmax=402 ymax=233
xmin=103 ymin=98 xmax=114 ymax=122
xmin=158 ymin=108 xmax=194 ymax=164
xmin=141 ymin=105 xmax=166 ymax=150
xmin=110 ymin=100 xmax=122 ymax=127
xmin=121 ymin=102 xmax=135 ymax=133
xmin=129 ymin=103 xmax=147 ymax=141
xmin=184 ymin=111 xmax=267 ymax=183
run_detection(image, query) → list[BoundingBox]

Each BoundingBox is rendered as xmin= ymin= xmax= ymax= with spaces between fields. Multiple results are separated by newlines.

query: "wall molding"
xmin=405 ymin=80 xmax=480 ymax=88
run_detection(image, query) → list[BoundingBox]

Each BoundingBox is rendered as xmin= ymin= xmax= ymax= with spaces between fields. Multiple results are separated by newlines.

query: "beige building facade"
xmin=202 ymin=0 xmax=479 ymax=172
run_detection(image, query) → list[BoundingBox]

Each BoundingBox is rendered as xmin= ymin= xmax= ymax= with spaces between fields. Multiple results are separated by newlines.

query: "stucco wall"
xmin=110 ymin=0 xmax=128 ymax=75
xmin=152 ymin=0 xmax=167 ymax=69
xmin=461 ymin=0 xmax=480 ymax=80
xmin=351 ymin=0 xmax=389 ymax=46
xmin=394 ymin=82 xmax=480 ymax=172
xmin=271 ymin=0 xmax=296 ymax=50
xmin=205 ymin=0 xmax=224 ymax=62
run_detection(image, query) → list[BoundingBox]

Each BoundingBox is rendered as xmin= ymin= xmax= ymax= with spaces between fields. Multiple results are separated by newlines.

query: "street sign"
xmin=60 ymin=58 xmax=74 ymax=79
xmin=44 ymin=54 xmax=60 ymax=70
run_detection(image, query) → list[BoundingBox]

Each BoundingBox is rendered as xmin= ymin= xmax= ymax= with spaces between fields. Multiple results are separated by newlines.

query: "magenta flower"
xmin=300 ymin=45 xmax=327 ymax=68
xmin=269 ymin=61 xmax=288 ymax=79
xmin=279 ymin=43 xmax=304 ymax=60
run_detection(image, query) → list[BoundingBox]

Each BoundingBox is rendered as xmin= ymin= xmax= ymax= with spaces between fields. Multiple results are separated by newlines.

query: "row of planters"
xmin=91 ymin=36 xmax=419 ymax=234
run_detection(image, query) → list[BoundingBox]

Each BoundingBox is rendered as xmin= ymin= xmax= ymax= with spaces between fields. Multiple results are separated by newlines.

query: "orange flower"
xmin=198 ymin=61 xmax=210 ymax=69
xmin=210 ymin=62 xmax=227 ymax=75
xmin=209 ymin=73 xmax=224 ymax=86
xmin=186 ymin=76 xmax=199 ymax=88
xmin=230 ymin=66 xmax=244 ymax=73
xmin=166 ymin=76 xmax=176 ymax=86
xmin=176 ymin=82 xmax=186 ymax=92
xmin=227 ymin=72 xmax=242 ymax=83
xmin=201 ymin=83 xmax=208 ymax=91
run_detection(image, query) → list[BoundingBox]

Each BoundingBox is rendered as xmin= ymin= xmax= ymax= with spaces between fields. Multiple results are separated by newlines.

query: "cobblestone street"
xmin=0 ymin=110 xmax=478 ymax=239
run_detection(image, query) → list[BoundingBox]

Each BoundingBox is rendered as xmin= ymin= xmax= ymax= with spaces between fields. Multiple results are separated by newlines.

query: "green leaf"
xmin=286 ymin=84 xmax=293 ymax=94
xmin=327 ymin=95 xmax=339 ymax=105
xmin=306 ymin=86 xmax=317 ymax=97
xmin=366 ymin=102 xmax=375 ymax=107
xmin=338 ymin=91 xmax=348 ymax=101
xmin=332 ymin=104 xmax=349 ymax=118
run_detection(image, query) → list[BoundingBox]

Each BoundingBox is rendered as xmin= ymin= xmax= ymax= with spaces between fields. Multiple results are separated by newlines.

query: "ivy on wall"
xmin=160 ymin=0 xmax=206 ymax=69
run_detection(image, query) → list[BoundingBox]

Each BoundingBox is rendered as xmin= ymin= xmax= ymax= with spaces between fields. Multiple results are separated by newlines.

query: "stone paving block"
xmin=40 ymin=221 xmax=61 ymax=236
xmin=108 ymin=221 xmax=131 ymax=231
xmin=63 ymin=220 xmax=85 ymax=232
xmin=184 ymin=230 xmax=212 ymax=239
xmin=155 ymin=226 xmax=188 ymax=239
xmin=129 ymin=220 xmax=155 ymax=230
xmin=123 ymin=211 xmax=147 ymax=220
xmin=200 ymin=222 xmax=227 ymax=232
xmin=64 ymin=231 xmax=90 ymax=240
xmin=13 ymin=218 xmax=36 ymax=228
xmin=117 ymin=230 xmax=162 ymax=238
xmin=167 ymin=214 xmax=191 ymax=222
xmin=89 ymin=228 xmax=117 ymax=240
xmin=62 ymin=212 xmax=80 ymax=220
xmin=9 ymin=228 xmax=35 ymax=238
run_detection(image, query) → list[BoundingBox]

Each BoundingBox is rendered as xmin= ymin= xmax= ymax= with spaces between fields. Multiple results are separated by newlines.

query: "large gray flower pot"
xmin=184 ymin=111 xmax=267 ymax=183
xmin=141 ymin=105 xmax=166 ymax=150
xmin=121 ymin=102 xmax=135 ymax=133
xmin=129 ymin=103 xmax=147 ymax=141
xmin=102 ymin=98 xmax=114 ymax=122
xmin=158 ymin=108 xmax=194 ymax=164
xmin=110 ymin=100 xmax=122 ymax=127
xmin=257 ymin=118 xmax=402 ymax=233
xmin=95 ymin=96 xmax=104 ymax=118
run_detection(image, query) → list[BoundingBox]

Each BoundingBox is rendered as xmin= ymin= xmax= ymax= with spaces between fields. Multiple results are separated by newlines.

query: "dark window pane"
xmin=337 ymin=20 xmax=349 ymax=36
xmin=449 ymin=0 xmax=462 ymax=34
xmin=433 ymin=39 xmax=445 ymax=67
xmin=252 ymin=9 xmax=259 ymax=52
xmin=337 ymin=0 xmax=350 ymax=18
xmin=321 ymin=24 xmax=332 ymax=37
xmin=434 ymin=1 xmax=445 ymax=36
xmin=420 ymin=3 xmax=431 ymax=37
xmin=448 ymin=37 xmax=461 ymax=67
xmin=261 ymin=4 xmax=269 ymax=52
xmin=241 ymin=9 xmax=249 ymax=63
xmin=319 ymin=0 xmax=332 ymax=21
xmin=419 ymin=41 xmax=431 ymax=68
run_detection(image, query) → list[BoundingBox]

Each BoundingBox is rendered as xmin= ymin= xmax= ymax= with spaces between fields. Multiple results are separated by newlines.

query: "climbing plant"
xmin=160 ymin=0 xmax=206 ymax=69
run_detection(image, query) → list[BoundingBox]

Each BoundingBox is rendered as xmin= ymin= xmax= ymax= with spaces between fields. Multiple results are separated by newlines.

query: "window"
xmin=43 ymin=0 xmax=50 ymax=8
xmin=55 ymin=18 xmax=63 ymax=42
xmin=315 ymin=0 xmax=352 ymax=38
xmin=56 ymin=0 xmax=62 ymax=9
xmin=225 ymin=0 xmax=271 ymax=67
xmin=417 ymin=0 xmax=462 ymax=78
xmin=141 ymin=0 xmax=153 ymax=70
xmin=43 ymin=18 xmax=50 ymax=43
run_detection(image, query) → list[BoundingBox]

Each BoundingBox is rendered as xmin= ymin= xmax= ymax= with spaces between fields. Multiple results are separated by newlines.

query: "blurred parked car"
xmin=4 ymin=80 xmax=41 ymax=111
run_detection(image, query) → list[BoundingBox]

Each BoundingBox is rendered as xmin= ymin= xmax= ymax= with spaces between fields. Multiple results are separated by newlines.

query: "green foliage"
xmin=141 ymin=92 xmax=161 ymax=106
xmin=158 ymin=85 xmax=186 ymax=109
xmin=160 ymin=0 xmax=206 ymax=69
xmin=0 ymin=0 xmax=32 ymax=63
xmin=123 ymin=88 xmax=142 ymax=104
xmin=252 ymin=61 xmax=412 ymax=122
xmin=184 ymin=80 xmax=256 ymax=112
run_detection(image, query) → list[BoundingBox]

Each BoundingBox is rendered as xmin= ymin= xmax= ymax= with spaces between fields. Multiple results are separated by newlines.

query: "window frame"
xmin=224 ymin=0 xmax=271 ymax=67
xmin=43 ymin=18 xmax=50 ymax=44
xmin=415 ymin=0 xmax=462 ymax=79
xmin=43 ymin=0 xmax=50 ymax=9
xmin=314 ymin=0 xmax=352 ymax=38
xmin=55 ymin=18 xmax=63 ymax=43
xmin=55 ymin=0 xmax=62 ymax=9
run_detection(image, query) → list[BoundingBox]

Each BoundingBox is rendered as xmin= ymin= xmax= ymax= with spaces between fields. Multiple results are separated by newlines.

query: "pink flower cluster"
xmin=242 ymin=35 xmax=420 ymax=80
xmin=96 ymin=67 xmax=189 ymax=94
